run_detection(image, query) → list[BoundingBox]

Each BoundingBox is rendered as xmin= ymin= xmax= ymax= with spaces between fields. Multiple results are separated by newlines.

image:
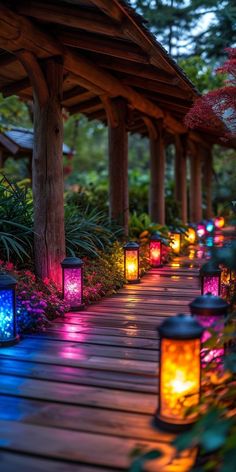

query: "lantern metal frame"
xmin=61 ymin=256 xmax=85 ymax=311
xmin=0 ymin=272 xmax=19 ymax=347
xmin=155 ymin=313 xmax=203 ymax=432
xmin=123 ymin=241 xmax=140 ymax=284
xmin=149 ymin=232 xmax=163 ymax=268
xmin=200 ymin=261 xmax=222 ymax=296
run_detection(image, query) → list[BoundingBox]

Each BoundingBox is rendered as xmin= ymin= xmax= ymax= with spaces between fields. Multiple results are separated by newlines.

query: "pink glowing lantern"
xmin=149 ymin=232 xmax=162 ymax=268
xmin=215 ymin=216 xmax=225 ymax=229
xmin=197 ymin=223 xmax=206 ymax=239
xmin=190 ymin=294 xmax=228 ymax=365
xmin=61 ymin=257 xmax=84 ymax=310
xmin=200 ymin=261 xmax=221 ymax=296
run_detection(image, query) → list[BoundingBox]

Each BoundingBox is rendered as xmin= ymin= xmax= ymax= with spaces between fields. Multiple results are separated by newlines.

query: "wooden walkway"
xmin=0 ymin=254 xmax=204 ymax=471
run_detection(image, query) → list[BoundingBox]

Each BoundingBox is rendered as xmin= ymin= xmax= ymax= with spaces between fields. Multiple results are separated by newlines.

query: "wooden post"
xmin=189 ymin=144 xmax=202 ymax=223
xmin=108 ymin=97 xmax=129 ymax=235
xmin=149 ymin=122 xmax=165 ymax=224
xmin=204 ymin=147 xmax=213 ymax=219
xmin=18 ymin=52 xmax=65 ymax=285
xmin=175 ymin=135 xmax=187 ymax=224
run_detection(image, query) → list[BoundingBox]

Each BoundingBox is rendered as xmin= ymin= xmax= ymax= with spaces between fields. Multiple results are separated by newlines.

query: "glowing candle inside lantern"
xmin=200 ymin=261 xmax=221 ymax=297
xmin=150 ymin=232 xmax=162 ymax=267
xmin=170 ymin=231 xmax=181 ymax=254
xmin=215 ymin=216 xmax=225 ymax=229
xmin=0 ymin=273 xmax=19 ymax=346
xmin=156 ymin=314 xmax=203 ymax=431
xmin=190 ymin=294 xmax=228 ymax=367
xmin=61 ymin=257 xmax=84 ymax=310
xmin=124 ymin=242 xmax=140 ymax=283
xmin=186 ymin=227 xmax=196 ymax=245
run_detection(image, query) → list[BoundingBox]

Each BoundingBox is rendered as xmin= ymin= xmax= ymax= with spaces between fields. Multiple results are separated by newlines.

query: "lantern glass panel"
xmin=159 ymin=338 xmax=200 ymax=423
xmin=125 ymin=250 xmax=139 ymax=281
xmin=0 ymin=288 xmax=14 ymax=341
xmin=186 ymin=228 xmax=196 ymax=244
xmin=203 ymin=275 xmax=220 ymax=296
xmin=64 ymin=267 xmax=82 ymax=306
xmin=170 ymin=233 xmax=181 ymax=254
xmin=150 ymin=241 xmax=161 ymax=267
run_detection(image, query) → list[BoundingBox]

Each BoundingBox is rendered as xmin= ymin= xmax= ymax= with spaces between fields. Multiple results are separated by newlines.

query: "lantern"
xmin=61 ymin=257 xmax=84 ymax=310
xmin=185 ymin=226 xmax=196 ymax=245
xmin=215 ymin=216 xmax=225 ymax=229
xmin=197 ymin=223 xmax=206 ymax=239
xmin=149 ymin=232 xmax=162 ymax=268
xmin=205 ymin=220 xmax=214 ymax=234
xmin=123 ymin=242 xmax=140 ymax=283
xmin=200 ymin=261 xmax=221 ymax=296
xmin=0 ymin=272 xmax=19 ymax=346
xmin=190 ymin=294 xmax=229 ymax=365
xmin=170 ymin=229 xmax=181 ymax=255
xmin=155 ymin=314 xmax=203 ymax=431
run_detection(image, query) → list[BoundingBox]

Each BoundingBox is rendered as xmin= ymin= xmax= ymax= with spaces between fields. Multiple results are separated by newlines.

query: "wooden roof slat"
xmin=16 ymin=1 xmax=125 ymax=39
xmin=1 ymin=76 xmax=31 ymax=97
xmin=60 ymin=29 xmax=149 ymax=64
xmin=121 ymin=74 xmax=193 ymax=100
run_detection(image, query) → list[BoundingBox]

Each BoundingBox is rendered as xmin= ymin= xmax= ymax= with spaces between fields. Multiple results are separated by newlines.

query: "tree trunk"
xmin=108 ymin=98 xmax=129 ymax=235
xmin=149 ymin=129 xmax=165 ymax=225
xmin=33 ymin=58 xmax=65 ymax=285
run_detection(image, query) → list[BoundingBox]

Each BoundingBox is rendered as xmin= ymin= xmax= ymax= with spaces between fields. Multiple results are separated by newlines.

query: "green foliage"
xmin=0 ymin=94 xmax=32 ymax=130
xmin=179 ymin=56 xmax=225 ymax=93
xmin=0 ymin=176 xmax=33 ymax=263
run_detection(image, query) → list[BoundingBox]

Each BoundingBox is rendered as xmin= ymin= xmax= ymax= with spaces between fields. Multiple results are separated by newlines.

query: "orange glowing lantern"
xmin=124 ymin=242 xmax=140 ymax=283
xmin=215 ymin=216 xmax=225 ymax=229
xmin=170 ymin=230 xmax=181 ymax=255
xmin=61 ymin=257 xmax=84 ymax=311
xmin=155 ymin=314 xmax=203 ymax=431
xmin=149 ymin=232 xmax=162 ymax=268
xmin=185 ymin=226 xmax=196 ymax=245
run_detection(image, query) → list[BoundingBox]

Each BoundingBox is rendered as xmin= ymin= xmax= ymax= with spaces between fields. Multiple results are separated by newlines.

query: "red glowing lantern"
xmin=155 ymin=314 xmax=203 ymax=431
xmin=124 ymin=242 xmax=140 ymax=283
xmin=200 ymin=261 xmax=221 ymax=296
xmin=61 ymin=257 xmax=84 ymax=310
xmin=149 ymin=232 xmax=162 ymax=268
xmin=190 ymin=294 xmax=229 ymax=365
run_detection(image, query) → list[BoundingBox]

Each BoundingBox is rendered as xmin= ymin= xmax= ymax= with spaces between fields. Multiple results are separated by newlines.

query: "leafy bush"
xmin=0 ymin=176 xmax=33 ymax=263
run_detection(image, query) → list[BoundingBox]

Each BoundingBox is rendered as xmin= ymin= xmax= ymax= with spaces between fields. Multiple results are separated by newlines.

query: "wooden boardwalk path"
xmin=0 ymin=254 xmax=204 ymax=471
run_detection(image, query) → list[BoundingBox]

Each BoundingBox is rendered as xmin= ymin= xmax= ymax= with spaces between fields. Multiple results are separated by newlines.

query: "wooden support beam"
xmin=100 ymin=95 xmax=118 ymax=128
xmin=60 ymin=31 xmax=149 ymax=64
xmin=175 ymin=135 xmax=187 ymax=224
xmin=122 ymin=75 xmax=192 ymax=100
xmin=32 ymin=56 xmax=65 ymax=284
xmin=63 ymin=85 xmax=87 ymax=101
xmin=68 ymin=97 xmax=103 ymax=115
xmin=149 ymin=122 xmax=165 ymax=225
xmin=0 ymin=3 xmax=164 ymax=122
xmin=16 ymin=2 xmax=124 ymax=39
xmin=0 ymin=51 xmax=16 ymax=67
xmin=108 ymin=98 xmax=129 ymax=235
xmin=189 ymin=143 xmax=202 ymax=223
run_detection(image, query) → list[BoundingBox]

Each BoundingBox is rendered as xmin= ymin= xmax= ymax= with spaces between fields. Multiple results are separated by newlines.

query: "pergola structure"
xmin=0 ymin=0 xmax=226 ymax=283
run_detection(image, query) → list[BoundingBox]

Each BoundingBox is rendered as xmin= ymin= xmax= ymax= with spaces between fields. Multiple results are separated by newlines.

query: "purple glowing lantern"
xmin=189 ymin=293 xmax=229 ymax=365
xmin=0 ymin=272 xmax=19 ymax=346
xmin=61 ymin=257 xmax=84 ymax=311
xmin=200 ymin=261 xmax=221 ymax=296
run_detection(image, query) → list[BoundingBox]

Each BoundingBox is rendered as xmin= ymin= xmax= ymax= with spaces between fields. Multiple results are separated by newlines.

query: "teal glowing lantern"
xmin=0 ymin=272 xmax=19 ymax=346
xmin=61 ymin=257 xmax=84 ymax=311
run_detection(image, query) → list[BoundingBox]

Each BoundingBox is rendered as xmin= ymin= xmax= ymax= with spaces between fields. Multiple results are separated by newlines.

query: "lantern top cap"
xmin=158 ymin=313 xmax=203 ymax=339
xmin=61 ymin=256 xmax=84 ymax=268
xmin=150 ymin=231 xmax=161 ymax=241
xmin=200 ymin=260 xmax=221 ymax=275
xmin=189 ymin=293 xmax=229 ymax=315
xmin=0 ymin=272 xmax=17 ymax=288
xmin=123 ymin=241 xmax=140 ymax=249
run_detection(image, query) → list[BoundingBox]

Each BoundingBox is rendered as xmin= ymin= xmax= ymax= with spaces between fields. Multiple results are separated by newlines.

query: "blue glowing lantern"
xmin=0 ymin=272 xmax=19 ymax=346
xmin=205 ymin=220 xmax=214 ymax=234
